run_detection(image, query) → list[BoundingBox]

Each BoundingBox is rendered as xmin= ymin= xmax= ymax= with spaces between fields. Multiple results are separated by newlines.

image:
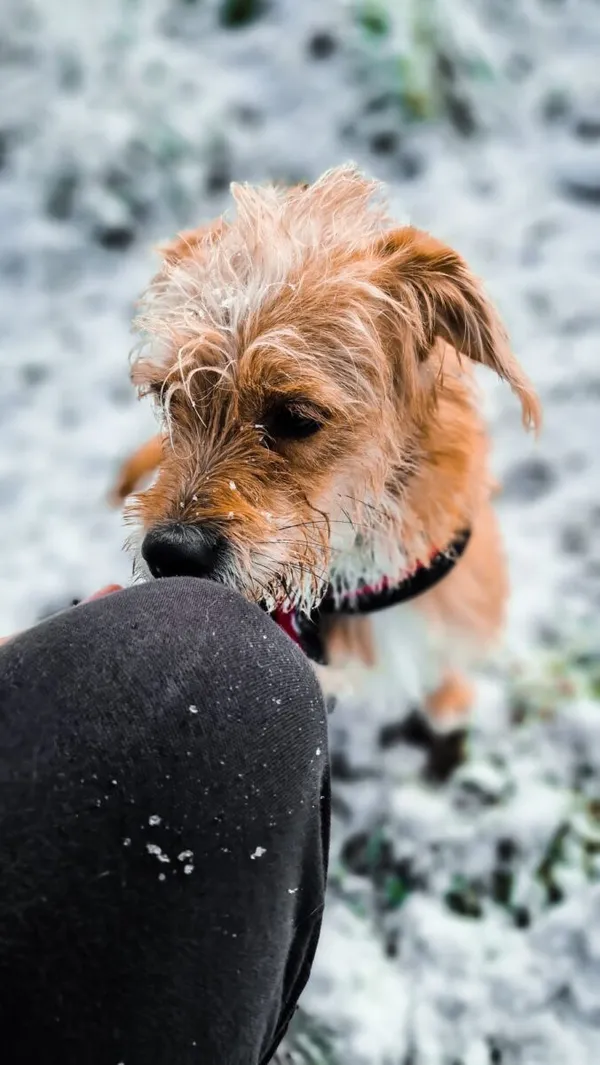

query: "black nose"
xmin=142 ymin=523 xmax=229 ymax=580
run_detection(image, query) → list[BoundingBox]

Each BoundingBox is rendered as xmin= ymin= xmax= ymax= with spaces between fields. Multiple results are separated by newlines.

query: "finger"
xmin=81 ymin=584 xmax=124 ymax=604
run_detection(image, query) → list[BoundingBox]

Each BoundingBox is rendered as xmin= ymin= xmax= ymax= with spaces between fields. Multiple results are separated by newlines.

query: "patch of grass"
xmin=356 ymin=1 xmax=390 ymax=39
xmin=445 ymin=875 xmax=483 ymax=919
xmin=383 ymin=872 xmax=410 ymax=909
xmin=352 ymin=0 xmax=497 ymax=128
xmin=508 ymin=638 xmax=600 ymax=722
xmin=281 ymin=1009 xmax=340 ymax=1065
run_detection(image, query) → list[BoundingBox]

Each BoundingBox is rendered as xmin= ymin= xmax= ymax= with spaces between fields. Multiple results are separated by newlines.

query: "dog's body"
xmin=112 ymin=166 xmax=539 ymax=722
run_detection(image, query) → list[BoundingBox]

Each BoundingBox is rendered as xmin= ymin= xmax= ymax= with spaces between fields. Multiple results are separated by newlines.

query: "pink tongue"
xmin=82 ymin=584 xmax=124 ymax=603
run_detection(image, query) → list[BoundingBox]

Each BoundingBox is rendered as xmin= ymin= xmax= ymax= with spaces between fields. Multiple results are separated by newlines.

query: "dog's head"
xmin=129 ymin=165 xmax=540 ymax=612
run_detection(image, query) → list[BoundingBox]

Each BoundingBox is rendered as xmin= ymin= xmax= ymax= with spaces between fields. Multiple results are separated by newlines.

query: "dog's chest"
xmin=320 ymin=602 xmax=443 ymax=712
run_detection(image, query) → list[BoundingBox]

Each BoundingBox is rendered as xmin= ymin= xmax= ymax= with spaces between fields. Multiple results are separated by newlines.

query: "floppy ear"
xmin=375 ymin=226 xmax=541 ymax=432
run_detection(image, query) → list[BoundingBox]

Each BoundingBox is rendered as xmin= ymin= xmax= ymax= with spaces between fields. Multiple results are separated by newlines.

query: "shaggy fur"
xmin=112 ymin=165 xmax=541 ymax=720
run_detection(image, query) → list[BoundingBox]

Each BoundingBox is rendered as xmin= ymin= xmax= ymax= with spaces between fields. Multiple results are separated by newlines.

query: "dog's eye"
xmin=262 ymin=404 xmax=324 ymax=444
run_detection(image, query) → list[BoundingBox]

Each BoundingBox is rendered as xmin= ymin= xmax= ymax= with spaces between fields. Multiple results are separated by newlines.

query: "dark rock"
xmin=560 ymin=522 xmax=588 ymax=555
xmin=206 ymin=163 xmax=232 ymax=195
xmin=1 ymin=251 xmax=27 ymax=280
xmin=330 ymin=749 xmax=376 ymax=782
xmin=510 ymin=696 xmax=529 ymax=727
xmin=558 ymin=149 xmax=600 ymax=205
xmin=491 ymin=866 xmax=513 ymax=906
xmin=472 ymin=177 xmax=495 ymax=198
xmin=574 ymin=115 xmax=600 ymax=141
xmin=394 ymin=856 xmax=425 ymax=892
xmin=496 ymin=837 xmax=518 ymax=863
xmin=385 ymin=930 xmax=399 ymax=957
xmin=537 ymin=622 xmax=561 ymax=647
xmin=446 ymin=93 xmax=477 ymax=137
xmin=364 ymin=92 xmax=396 ymax=114
xmin=445 ymin=885 xmax=482 ymax=919
xmin=369 ymin=130 xmax=399 ymax=155
xmin=340 ymin=831 xmax=371 ymax=875
xmin=219 ymin=0 xmax=268 ymax=29
xmin=21 ymin=362 xmax=49 ymax=387
xmin=512 ymin=906 xmax=531 ymax=929
xmin=525 ymin=289 xmax=552 ymax=317
xmin=205 ymin=139 xmax=233 ymax=195
xmin=488 ymin=1039 xmax=503 ymax=1065
xmin=341 ymin=830 xmax=391 ymax=875
xmin=561 ymin=179 xmax=600 ymax=206
xmin=0 ymin=129 xmax=9 ymax=171
xmin=540 ymin=89 xmax=571 ymax=125
xmin=506 ymin=52 xmax=533 ymax=82
xmin=45 ymin=169 xmax=79 ymax=221
xmin=435 ymin=50 xmax=457 ymax=83
xmin=559 ymin=314 xmax=600 ymax=338
xmin=521 ymin=218 xmax=557 ymax=266
xmin=94 ymin=224 xmax=136 ymax=251
xmin=109 ymin=383 xmax=134 ymax=407
xmin=502 ymin=458 xmax=557 ymax=502
xmin=307 ymin=31 xmax=338 ymax=60
xmin=232 ymin=103 xmax=263 ymax=127
xmin=398 ymin=151 xmax=424 ymax=181
xmin=547 ymin=881 xmax=564 ymax=905
xmin=57 ymin=50 xmax=83 ymax=92
xmin=103 ymin=166 xmax=151 ymax=223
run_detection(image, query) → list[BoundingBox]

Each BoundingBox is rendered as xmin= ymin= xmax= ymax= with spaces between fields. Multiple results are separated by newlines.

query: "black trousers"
xmin=0 ymin=578 xmax=330 ymax=1065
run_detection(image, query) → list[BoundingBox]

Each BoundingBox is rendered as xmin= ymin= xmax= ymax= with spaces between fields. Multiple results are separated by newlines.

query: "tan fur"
xmin=109 ymin=434 xmax=163 ymax=505
xmin=111 ymin=165 xmax=540 ymax=721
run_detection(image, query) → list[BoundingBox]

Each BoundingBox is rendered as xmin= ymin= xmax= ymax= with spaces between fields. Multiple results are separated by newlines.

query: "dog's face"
xmin=129 ymin=166 xmax=539 ymax=612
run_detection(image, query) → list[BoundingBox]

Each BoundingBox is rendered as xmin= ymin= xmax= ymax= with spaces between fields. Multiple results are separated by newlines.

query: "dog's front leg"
xmin=311 ymin=661 xmax=361 ymax=708
xmin=311 ymin=614 xmax=375 ymax=707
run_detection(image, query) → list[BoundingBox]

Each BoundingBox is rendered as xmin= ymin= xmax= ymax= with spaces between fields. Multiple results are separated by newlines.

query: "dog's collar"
xmin=270 ymin=528 xmax=471 ymax=663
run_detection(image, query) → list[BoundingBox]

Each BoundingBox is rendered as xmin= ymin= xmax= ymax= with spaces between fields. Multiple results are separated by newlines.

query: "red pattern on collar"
xmin=272 ymin=546 xmax=440 ymax=652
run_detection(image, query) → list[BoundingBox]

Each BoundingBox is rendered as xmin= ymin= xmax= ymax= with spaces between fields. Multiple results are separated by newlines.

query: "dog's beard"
xmin=231 ymin=544 xmax=330 ymax=615
xmin=129 ymin=492 xmax=406 ymax=615
xmin=130 ymin=535 xmax=330 ymax=616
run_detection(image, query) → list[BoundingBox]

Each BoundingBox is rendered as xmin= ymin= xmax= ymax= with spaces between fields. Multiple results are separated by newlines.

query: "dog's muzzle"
xmin=141 ymin=522 xmax=230 ymax=581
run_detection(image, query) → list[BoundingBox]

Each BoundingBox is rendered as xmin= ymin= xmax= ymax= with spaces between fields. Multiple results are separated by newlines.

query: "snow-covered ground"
xmin=2 ymin=1 xmax=600 ymax=1062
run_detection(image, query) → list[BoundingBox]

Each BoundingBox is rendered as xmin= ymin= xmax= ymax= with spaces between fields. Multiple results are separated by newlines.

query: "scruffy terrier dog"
xmin=111 ymin=165 xmax=540 ymax=724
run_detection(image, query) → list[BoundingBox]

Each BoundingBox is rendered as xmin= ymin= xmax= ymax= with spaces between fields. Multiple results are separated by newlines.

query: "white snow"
xmin=146 ymin=843 xmax=170 ymax=863
xmin=2 ymin=1 xmax=600 ymax=1062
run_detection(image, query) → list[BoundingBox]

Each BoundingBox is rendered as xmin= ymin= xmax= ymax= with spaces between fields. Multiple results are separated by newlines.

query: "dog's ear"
xmin=375 ymin=226 xmax=541 ymax=431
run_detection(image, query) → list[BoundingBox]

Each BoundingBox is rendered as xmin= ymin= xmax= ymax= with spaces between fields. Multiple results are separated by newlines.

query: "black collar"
xmin=271 ymin=528 xmax=472 ymax=663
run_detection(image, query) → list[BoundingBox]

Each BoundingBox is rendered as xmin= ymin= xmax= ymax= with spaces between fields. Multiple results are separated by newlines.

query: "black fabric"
xmin=0 ymin=578 xmax=329 ymax=1065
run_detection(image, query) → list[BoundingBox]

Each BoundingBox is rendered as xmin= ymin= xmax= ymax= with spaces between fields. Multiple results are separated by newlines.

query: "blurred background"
xmin=1 ymin=0 xmax=600 ymax=1061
